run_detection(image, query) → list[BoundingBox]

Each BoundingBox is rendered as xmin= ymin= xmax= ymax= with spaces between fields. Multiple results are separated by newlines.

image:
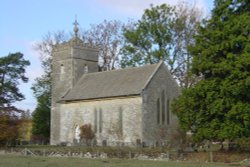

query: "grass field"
xmin=0 ymin=155 xmax=248 ymax=167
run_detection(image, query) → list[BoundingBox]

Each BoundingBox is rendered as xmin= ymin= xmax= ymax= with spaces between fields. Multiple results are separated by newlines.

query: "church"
xmin=50 ymin=22 xmax=180 ymax=146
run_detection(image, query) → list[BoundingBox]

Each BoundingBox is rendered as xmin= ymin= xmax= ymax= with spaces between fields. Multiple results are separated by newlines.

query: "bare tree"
xmin=34 ymin=31 xmax=68 ymax=78
xmin=172 ymin=2 xmax=204 ymax=88
xmin=81 ymin=20 xmax=131 ymax=71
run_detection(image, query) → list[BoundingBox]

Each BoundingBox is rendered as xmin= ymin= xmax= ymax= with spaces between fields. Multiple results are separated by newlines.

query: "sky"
xmin=0 ymin=0 xmax=214 ymax=111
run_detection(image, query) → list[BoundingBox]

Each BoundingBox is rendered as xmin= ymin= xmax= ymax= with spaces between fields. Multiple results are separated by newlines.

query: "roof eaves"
xmin=59 ymin=93 xmax=141 ymax=103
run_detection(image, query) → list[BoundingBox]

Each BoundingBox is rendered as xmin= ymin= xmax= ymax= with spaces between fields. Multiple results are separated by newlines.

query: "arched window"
xmin=157 ymin=98 xmax=160 ymax=124
xmin=167 ymin=99 xmax=170 ymax=125
xmin=161 ymin=90 xmax=165 ymax=124
xmin=99 ymin=109 xmax=103 ymax=133
xmin=60 ymin=64 xmax=65 ymax=80
xmin=119 ymin=107 xmax=123 ymax=135
xmin=94 ymin=109 xmax=97 ymax=132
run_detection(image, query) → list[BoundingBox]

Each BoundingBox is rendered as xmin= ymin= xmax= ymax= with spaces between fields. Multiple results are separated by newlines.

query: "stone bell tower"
xmin=50 ymin=20 xmax=99 ymax=145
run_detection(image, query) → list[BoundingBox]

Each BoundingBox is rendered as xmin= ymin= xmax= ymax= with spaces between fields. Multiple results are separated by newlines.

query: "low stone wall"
xmin=1 ymin=148 xmax=250 ymax=163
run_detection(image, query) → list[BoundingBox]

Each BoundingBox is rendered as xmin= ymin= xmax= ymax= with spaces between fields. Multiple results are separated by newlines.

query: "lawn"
xmin=0 ymin=155 xmax=247 ymax=167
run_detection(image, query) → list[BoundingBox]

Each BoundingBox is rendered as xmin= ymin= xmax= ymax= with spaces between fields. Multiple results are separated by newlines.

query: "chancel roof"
xmin=61 ymin=61 xmax=163 ymax=102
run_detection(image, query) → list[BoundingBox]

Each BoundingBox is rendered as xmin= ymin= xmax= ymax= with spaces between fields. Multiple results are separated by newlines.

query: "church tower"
xmin=50 ymin=20 xmax=99 ymax=145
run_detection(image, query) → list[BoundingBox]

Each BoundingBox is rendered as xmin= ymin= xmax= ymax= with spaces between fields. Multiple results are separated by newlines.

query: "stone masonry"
xmin=51 ymin=37 xmax=99 ymax=145
xmin=60 ymin=96 xmax=142 ymax=146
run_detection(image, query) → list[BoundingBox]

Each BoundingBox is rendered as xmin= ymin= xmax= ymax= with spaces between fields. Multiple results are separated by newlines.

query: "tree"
xmin=18 ymin=110 xmax=32 ymax=143
xmin=0 ymin=52 xmax=30 ymax=145
xmin=121 ymin=3 xmax=202 ymax=87
xmin=32 ymin=31 xmax=67 ymax=141
xmin=172 ymin=0 xmax=250 ymax=143
xmin=0 ymin=52 xmax=30 ymax=105
xmin=79 ymin=124 xmax=95 ymax=146
xmin=31 ymin=93 xmax=51 ymax=143
xmin=32 ymin=31 xmax=68 ymax=97
xmin=81 ymin=20 xmax=129 ymax=71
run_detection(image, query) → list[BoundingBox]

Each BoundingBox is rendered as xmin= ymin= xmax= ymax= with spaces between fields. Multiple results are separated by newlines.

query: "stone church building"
xmin=50 ymin=23 xmax=179 ymax=146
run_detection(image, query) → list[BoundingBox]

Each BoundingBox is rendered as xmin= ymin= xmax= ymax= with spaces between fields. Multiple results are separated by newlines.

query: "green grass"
xmin=0 ymin=155 xmax=247 ymax=167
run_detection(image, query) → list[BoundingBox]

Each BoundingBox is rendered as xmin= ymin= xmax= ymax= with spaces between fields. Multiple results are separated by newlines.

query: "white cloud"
xmin=97 ymin=0 xmax=210 ymax=18
xmin=9 ymin=39 xmax=44 ymax=112
xmin=24 ymin=40 xmax=43 ymax=81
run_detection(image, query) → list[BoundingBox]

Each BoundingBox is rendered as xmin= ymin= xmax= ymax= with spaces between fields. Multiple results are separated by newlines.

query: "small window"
xmin=60 ymin=64 xmax=65 ymax=80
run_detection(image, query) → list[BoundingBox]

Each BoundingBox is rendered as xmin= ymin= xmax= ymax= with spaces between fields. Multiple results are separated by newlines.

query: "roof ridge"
xmin=84 ymin=63 xmax=159 ymax=76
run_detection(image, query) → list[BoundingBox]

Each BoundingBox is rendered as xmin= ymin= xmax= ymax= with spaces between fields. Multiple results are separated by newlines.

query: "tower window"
xmin=60 ymin=64 xmax=65 ymax=80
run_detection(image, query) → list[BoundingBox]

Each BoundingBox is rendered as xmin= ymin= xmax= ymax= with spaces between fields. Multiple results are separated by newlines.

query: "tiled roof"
xmin=61 ymin=61 xmax=162 ymax=101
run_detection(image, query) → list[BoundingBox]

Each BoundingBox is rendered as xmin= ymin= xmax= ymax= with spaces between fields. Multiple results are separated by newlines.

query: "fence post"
xmin=24 ymin=148 xmax=27 ymax=156
xmin=209 ymin=151 xmax=213 ymax=162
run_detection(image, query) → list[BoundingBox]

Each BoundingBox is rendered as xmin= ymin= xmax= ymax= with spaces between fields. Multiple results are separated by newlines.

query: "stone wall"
xmin=59 ymin=96 xmax=142 ymax=146
xmin=142 ymin=63 xmax=180 ymax=146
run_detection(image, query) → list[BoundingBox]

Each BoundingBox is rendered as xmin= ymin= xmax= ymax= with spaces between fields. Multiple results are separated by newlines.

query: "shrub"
xmin=79 ymin=124 xmax=95 ymax=146
xmin=237 ymin=138 xmax=250 ymax=151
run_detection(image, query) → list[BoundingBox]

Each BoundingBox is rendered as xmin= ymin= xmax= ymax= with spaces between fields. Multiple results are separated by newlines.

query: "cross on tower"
xmin=73 ymin=17 xmax=79 ymax=37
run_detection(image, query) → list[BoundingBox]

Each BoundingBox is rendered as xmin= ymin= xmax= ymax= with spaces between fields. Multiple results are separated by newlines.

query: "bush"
xmin=79 ymin=124 xmax=95 ymax=146
xmin=236 ymin=138 xmax=250 ymax=151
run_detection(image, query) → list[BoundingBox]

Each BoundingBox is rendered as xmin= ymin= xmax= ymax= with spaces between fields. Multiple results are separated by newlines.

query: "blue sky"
xmin=0 ymin=0 xmax=214 ymax=111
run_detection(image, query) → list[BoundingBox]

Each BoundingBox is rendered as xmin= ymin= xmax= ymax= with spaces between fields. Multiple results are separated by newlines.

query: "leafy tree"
xmin=31 ymin=93 xmax=50 ymax=142
xmin=0 ymin=107 xmax=21 ymax=146
xmin=0 ymin=52 xmax=30 ymax=105
xmin=18 ymin=110 xmax=32 ymax=142
xmin=121 ymin=3 xmax=202 ymax=87
xmin=0 ymin=52 xmax=30 ymax=145
xmin=172 ymin=0 xmax=250 ymax=143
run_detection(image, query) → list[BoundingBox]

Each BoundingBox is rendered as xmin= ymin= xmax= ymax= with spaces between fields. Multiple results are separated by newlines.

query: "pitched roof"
xmin=61 ymin=61 xmax=163 ymax=102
